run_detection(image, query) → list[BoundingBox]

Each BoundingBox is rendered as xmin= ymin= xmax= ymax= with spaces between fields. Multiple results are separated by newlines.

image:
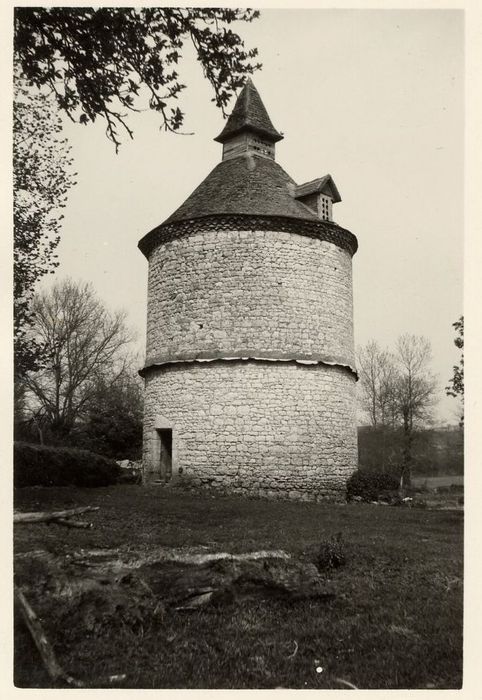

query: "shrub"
xmin=313 ymin=533 xmax=346 ymax=570
xmin=118 ymin=466 xmax=142 ymax=485
xmin=346 ymin=470 xmax=400 ymax=502
xmin=14 ymin=442 xmax=121 ymax=488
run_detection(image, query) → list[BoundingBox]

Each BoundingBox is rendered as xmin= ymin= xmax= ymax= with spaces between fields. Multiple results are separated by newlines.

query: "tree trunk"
xmin=401 ymin=418 xmax=413 ymax=489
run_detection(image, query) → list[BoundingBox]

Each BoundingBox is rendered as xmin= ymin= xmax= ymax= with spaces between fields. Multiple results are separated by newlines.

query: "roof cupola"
xmin=214 ymin=78 xmax=283 ymax=161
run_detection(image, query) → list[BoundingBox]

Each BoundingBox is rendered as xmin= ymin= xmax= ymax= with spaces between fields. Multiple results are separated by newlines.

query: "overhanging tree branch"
xmin=14 ymin=7 xmax=262 ymax=150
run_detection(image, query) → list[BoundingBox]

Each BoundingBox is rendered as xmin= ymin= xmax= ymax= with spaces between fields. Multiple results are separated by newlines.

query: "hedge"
xmin=14 ymin=442 xmax=122 ymax=488
xmin=346 ymin=470 xmax=400 ymax=502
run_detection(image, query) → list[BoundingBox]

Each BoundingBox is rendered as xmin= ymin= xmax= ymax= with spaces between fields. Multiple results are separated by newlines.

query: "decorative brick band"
xmin=138 ymin=214 xmax=358 ymax=258
xmin=139 ymin=354 xmax=358 ymax=380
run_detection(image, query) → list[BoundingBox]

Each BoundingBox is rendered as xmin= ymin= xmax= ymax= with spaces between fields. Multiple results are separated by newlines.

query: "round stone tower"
xmin=138 ymin=79 xmax=358 ymax=501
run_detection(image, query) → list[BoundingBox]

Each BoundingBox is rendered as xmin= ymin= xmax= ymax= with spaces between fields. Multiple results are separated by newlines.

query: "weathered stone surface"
xmin=143 ymin=360 xmax=357 ymax=501
xmin=145 ymin=229 xmax=355 ymax=368
xmin=141 ymin=215 xmax=359 ymax=502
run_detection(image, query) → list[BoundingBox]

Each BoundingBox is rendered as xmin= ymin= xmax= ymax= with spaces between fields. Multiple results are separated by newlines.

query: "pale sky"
xmin=42 ymin=9 xmax=463 ymax=424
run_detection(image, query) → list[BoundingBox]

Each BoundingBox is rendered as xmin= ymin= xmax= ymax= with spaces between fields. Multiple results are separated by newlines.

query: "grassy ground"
xmin=14 ymin=485 xmax=463 ymax=689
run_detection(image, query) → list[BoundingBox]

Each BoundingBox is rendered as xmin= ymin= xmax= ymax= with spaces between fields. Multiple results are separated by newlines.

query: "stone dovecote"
xmin=138 ymin=79 xmax=359 ymax=501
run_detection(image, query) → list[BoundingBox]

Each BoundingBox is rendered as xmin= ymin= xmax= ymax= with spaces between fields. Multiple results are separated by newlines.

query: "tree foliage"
xmin=14 ymin=6 xmax=261 ymax=150
xmin=22 ymin=279 xmax=133 ymax=440
xmin=446 ymin=316 xmax=464 ymax=424
xmin=13 ymin=82 xmax=76 ymax=376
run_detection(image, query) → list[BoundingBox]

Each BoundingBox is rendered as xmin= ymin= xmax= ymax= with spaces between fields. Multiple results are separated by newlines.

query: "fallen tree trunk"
xmin=166 ymin=549 xmax=291 ymax=566
xmin=14 ymin=506 xmax=99 ymax=525
xmin=15 ymin=586 xmax=85 ymax=687
xmin=68 ymin=547 xmax=291 ymax=574
xmin=14 ymin=545 xmax=338 ymax=685
xmin=16 ymin=546 xmax=334 ymax=609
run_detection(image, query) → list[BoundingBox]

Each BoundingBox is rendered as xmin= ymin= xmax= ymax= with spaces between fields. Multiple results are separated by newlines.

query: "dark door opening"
xmin=158 ymin=429 xmax=172 ymax=482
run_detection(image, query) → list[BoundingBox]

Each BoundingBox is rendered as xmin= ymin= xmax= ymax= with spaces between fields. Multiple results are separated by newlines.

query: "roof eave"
xmin=137 ymin=211 xmax=356 ymax=259
xmin=214 ymin=124 xmax=284 ymax=144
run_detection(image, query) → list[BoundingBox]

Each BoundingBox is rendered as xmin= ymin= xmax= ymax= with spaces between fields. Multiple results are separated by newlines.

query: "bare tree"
xmin=393 ymin=334 xmax=438 ymax=486
xmin=357 ymin=342 xmax=399 ymax=474
xmin=23 ymin=279 xmax=133 ymax=440
xmin=357 ymin=341 xmax=398 ymax=428
xmin=357 ymin=335 xmax=437 ymax=484
xmin=71 ymin=357 xmax=144 ymax=460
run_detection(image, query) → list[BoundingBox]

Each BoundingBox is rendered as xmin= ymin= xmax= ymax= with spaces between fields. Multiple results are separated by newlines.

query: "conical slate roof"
xmin=154 ymin=79 xmax=315 ymax=227
xmin=163 ymin=153 xmax=318 ymax=225
xmin=214 ymin=78 xmax=283 ymax=144
xmin=138 ymin=80 xmax=358 ymax=260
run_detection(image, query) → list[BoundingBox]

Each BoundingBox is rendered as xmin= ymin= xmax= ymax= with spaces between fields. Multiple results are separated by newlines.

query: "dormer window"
xmin=293 ymin=175 xmax=341 ymax=222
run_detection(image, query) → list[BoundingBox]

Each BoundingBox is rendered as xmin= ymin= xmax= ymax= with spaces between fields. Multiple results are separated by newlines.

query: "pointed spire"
xmin=214 ymin=78 xmax=283 ymax=144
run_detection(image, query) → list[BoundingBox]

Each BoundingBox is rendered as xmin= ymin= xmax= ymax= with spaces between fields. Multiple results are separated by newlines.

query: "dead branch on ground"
xmin=15 ymin=585 xmax=127 ymax=687
xmin=15 ymin=586 xmax=86 ymax=687
xmin=54 ymin=518 xmax=93 ymax=529
xmin=14 ymin=506 xmax=99 ymax=527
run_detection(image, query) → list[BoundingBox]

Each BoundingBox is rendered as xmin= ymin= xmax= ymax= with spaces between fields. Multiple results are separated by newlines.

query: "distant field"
xmin=14 ymin=485 xmax=463 ymax=690
xmin=412 ymin=475 xmax=464 ymax=489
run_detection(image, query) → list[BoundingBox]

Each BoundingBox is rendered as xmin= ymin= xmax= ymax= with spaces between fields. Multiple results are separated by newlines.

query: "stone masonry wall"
xmin=145 ymin=229 xmax=355 ymax=369
xmin=143 ymin=360 xmax=357 ymax=501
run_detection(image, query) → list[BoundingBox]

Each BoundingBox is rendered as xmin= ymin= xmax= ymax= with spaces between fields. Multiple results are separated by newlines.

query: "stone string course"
xmin=145 ymin=229 xmax=355 ymax=370
xmin=143 ymin=361 xmax=358 ymax=502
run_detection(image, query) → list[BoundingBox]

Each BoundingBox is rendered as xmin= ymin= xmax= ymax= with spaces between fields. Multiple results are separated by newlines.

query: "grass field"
xmin=14 ymin=485 xmax=463 ymax=689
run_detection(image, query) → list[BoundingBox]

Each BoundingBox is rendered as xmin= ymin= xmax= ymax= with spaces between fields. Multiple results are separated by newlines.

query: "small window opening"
xmin=320 ymin=195 xmax=332 ymax=222
xmin=251 ymin=137 xmax=274 ymax=157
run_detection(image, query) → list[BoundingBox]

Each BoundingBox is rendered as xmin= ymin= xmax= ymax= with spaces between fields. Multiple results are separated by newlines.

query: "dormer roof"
xmin=294 ymin=175 xmax=342 ymax=203
xmin=214 ymin=78 xmax=284 ymax=144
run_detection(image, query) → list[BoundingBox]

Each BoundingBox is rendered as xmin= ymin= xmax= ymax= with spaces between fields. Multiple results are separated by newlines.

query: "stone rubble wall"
xmin=145 ymin=229 xmax=355 ymax=369
xmin=143 ymin=360 xmax=357 ymax=502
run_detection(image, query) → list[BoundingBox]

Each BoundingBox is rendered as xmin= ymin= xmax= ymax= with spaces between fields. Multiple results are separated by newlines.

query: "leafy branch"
xmin=14 ymin=7 xmax=262 ymax=151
